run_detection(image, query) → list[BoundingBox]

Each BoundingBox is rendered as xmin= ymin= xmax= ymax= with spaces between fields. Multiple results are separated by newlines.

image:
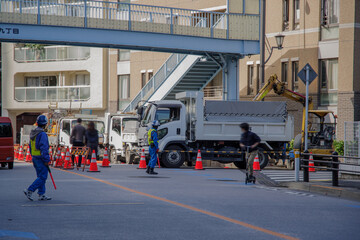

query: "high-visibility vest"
xmin=30 ymin=137 xmax=41 ymax=156
xmin=148 ymin=128 xmax=156 ymax=145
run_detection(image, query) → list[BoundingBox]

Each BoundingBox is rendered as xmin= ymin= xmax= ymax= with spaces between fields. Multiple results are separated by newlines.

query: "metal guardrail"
xmin=0 ymin=0 xmax=260 ymax=40
xmin=123 ymin=53 xmax=187 ymax=112
xmin=15 ymin=85 xmax=90 ymax=102
xmin=294 ymin=150 xmax=360 ymax=186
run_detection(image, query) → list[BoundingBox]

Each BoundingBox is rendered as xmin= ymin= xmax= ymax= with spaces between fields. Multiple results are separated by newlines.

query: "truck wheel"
xmin=161 ymin=145 xmax=185 ymax=168
xmin=258 ymin=151 xmax=269 ymax=169
xmin=110 ymin=149 xmax=120 ymax=164
xmin=8 ymin=162 xmax=14 ymax=169
xmin=234 ymin=161 xmax=246 ymax=169
xmin=1 ymin=163 xmax=6 ymax=168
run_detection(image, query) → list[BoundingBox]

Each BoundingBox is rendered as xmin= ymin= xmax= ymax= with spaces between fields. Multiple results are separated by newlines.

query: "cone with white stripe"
xmin=194 ymin=149 xmax=204 ymax=170
xmin=309 ymin=152 xmax=316 ymax=172
xmin=137 ymin=149 xmax=147 ymax=169
xmin=101 ymin=148 xmax=111 ymax=167
xmin=88 ymin=150 xmax=100 ymax=172
xmin=63 ymin=147 xmax=74 ymax=170
xmin=253 ymin=155 xmax=261 ymax=171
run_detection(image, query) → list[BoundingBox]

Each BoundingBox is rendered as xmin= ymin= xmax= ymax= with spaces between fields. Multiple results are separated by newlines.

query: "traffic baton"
xmin=46 ymin=165 xmax=57 ymax=190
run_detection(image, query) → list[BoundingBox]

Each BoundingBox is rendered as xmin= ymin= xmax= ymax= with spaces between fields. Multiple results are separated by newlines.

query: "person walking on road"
xmin=24 ymin=115 xmax=52 ymax=201
xmin=71 ymin=118 xmax=86 ymax=167
xmin=85 ymin=121 xmax=99 ymax=160
xmin=240 ymin=123 xmax=261 ymax=180
xmin=147 ymin=120 xmax=160 ymax=175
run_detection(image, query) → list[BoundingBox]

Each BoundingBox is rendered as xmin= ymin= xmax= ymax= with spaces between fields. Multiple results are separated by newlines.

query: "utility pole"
xmin=259 ymin=0 xmax=266 ymax=87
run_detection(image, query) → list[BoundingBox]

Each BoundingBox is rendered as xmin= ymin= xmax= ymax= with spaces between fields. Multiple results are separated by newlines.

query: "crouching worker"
xmin=240 ymin=123 xmax=261 ymax=181
xmin=147 ymin=120 xmax=160 ymax=175
xmin=24 ymin=115 xmax=52 ymax=201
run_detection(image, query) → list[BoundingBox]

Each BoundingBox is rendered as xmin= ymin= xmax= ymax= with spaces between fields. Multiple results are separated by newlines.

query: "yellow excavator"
xmin=254 ymin=74 xmax=336 ymax=155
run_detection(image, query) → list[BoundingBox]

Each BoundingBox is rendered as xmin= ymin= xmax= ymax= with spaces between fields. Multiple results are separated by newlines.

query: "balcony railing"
xmin=15 ymin=86 xmax=90 ymax=102
xmin=14 ymin=46 xmax=90 ymax=63
xmin=203 ymin=86 xmax=223 ymax=100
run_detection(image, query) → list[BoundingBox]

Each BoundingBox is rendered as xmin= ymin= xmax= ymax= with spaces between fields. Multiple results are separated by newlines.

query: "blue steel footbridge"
xmin=0 ymin=0 xmax=260 ymax=107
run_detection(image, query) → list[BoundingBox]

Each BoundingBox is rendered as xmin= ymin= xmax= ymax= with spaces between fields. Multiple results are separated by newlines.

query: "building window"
xmin=321 ymin=0 xmax=340 ymax=26
xmin=25 ymin=76 xmax=57 ymax=87
xmin=293 ymin=0 xmax=300 ymax=29
xmin=283 ymin=0 xmax=290 ymax=30
xmin=292 ymin=61 xmax=299 ymax=92
xmin=119 ymin=75 xmax=130 ymax=99
xmin=247 ymin=65 xmax=254 ymax=95
xmin=118 ymin=49 xmax=130 ymax=61
xmin=76 ymin=74 xmax=90 ymax=85
xmin=148 ymin=72 xmax=153 ymax=81
xmin=281 ymin=62 xmax=288 ymax=83
xmin=141 ymin=72 xmax=146 ymax=88
xmin=320 ymin=59 xmax=338 ymax=105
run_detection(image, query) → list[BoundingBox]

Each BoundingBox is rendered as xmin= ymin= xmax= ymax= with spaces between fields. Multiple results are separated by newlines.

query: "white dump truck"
xmin=135 ymin=91 xmax=294 ymax=168
xmin=104 ymin=113 xmax=139 ymax=164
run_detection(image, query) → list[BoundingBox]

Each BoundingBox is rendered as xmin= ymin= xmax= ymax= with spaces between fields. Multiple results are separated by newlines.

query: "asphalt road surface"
xmin=1 ymin=162 xmax=359 ymax=240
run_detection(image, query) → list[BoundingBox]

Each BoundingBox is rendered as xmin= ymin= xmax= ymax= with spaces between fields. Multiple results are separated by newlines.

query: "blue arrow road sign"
xmin=298 ymin=63 xmax=318 ymax=85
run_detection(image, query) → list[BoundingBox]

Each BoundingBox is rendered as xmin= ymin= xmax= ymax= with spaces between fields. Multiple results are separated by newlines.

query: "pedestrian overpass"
xmin=0 ymin=0 xmax=260 ymax=108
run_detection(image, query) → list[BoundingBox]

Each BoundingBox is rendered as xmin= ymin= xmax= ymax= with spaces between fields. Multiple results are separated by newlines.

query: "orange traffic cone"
xmin=75 ymin=155 xmax=79 ymax=165
xmin=14 ymin=147 xmax=18 ymax=160
xmin=309 ymin=152 xmax=316 ymax=172
xmin=137 ymin=149 xmax=147 ymax=169
xmin=63 ymin=148 xmax=74 ymax=170
xmin=25 ymin=147 xmax=32 ymax=163
xmin=88 ymin=150 xmax=100 ymax=172
xmin=253 ymin=155 xmax=261 ymax=171
xmin=18 ymin=145 xmax=24 ymax=161
xmin=194 ymin=149 xmax=204 ymax=170
xmin=101 ymin=148 xmax=111 ymax=167
xmin=54 ymin=148 xmax=62 ymax=168
xmin=49 ymin=146 xmax=53 ymax=164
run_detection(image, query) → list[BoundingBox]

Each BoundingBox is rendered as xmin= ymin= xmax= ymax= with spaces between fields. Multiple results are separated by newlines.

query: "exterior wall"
xmin=239 ymin=0 xmax=359 ymax=140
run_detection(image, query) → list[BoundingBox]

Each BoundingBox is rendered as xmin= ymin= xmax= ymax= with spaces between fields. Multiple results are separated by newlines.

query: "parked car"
xmin=0 ymin=117 xmax=14 ymax=169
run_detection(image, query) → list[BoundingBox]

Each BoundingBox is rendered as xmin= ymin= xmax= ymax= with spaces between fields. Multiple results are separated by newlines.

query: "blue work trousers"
xmin=28 ymin=157 xmax=48 ymax=195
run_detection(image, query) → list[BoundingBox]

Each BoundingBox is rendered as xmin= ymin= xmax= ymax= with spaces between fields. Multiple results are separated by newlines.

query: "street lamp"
xmin=264 ymin=33 xmax=285 ymax=64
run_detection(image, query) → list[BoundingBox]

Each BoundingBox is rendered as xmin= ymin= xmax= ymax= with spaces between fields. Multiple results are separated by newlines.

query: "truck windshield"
xmin=155 ymin=107 xmax=180 ymax=124
xmin=142 ymin=105 xmax=154 ymax=125
xmin=0 ymin=123 xmax=12 ymax=138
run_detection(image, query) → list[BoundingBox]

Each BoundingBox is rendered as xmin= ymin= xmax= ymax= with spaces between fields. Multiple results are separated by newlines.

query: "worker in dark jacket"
xmin=24 ymin=115 xmax=52 ymax=201
xmin=85 ymin=121 xmax=99 ymax=160
xmin=240 ymin=123 xmax=261 ymax=179
xmin=71 ymin=118 xmax=86 ymax=167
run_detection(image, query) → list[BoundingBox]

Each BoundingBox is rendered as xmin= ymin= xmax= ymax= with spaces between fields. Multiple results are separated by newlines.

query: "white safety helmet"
xmin=152 ymin=120 xmax=160 ymax=127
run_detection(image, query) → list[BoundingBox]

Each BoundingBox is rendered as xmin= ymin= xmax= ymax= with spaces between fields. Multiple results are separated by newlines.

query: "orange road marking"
xmin=56 ymin=169 xmax=299 ymax=240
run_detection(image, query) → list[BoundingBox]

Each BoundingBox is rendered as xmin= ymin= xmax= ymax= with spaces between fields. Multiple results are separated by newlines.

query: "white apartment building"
xmin=1 ymin=43 xmax=112 ymax=141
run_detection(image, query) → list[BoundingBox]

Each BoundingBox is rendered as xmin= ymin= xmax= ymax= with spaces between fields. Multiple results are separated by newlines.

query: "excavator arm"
xmin=253 ymin=74 xmax=311 ymax=108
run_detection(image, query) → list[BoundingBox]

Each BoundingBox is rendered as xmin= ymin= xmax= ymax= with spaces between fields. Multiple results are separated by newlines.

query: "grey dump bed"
xmin=204 ymin=101 xmax=287 ymax=123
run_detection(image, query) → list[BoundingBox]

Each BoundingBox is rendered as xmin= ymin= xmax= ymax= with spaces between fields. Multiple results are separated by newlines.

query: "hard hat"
xmin=36 ymin=115 xmax=48 ymax=125
xmin=152 ymin=120 xmax=160 ymax=127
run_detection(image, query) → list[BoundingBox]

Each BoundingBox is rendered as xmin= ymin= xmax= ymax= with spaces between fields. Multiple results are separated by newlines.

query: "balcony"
xmin=15 ymin=86 xmax=90 ymax=102
xmin=14 ymin=46 xmax=90 ymax=63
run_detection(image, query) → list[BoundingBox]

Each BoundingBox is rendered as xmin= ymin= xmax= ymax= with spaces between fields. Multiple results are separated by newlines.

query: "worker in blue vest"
xmin=147 ymin=120 xmax=160 ymax=175
xmin=24 ymin=115 xmax=52 ymax=201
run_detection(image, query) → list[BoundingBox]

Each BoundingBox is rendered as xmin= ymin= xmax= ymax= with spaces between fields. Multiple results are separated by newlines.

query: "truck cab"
xmin=104 ymin=113 xmax=138 ymax=163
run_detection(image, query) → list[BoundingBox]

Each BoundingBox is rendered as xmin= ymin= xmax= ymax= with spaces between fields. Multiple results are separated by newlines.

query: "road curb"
xmin=280 ymin=182 xmax=360 ymax=202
